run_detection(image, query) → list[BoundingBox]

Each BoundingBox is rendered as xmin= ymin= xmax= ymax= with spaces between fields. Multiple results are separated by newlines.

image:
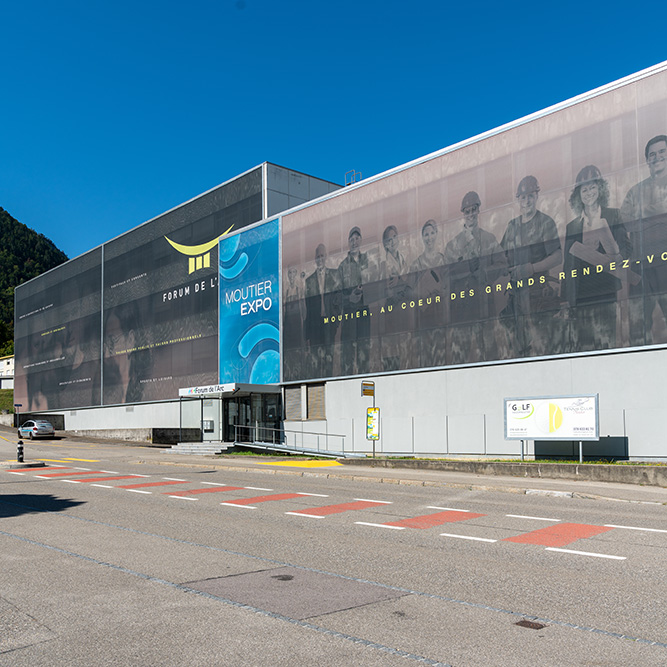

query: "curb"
xmin=135 ymin=458 xmax=666 ymax=505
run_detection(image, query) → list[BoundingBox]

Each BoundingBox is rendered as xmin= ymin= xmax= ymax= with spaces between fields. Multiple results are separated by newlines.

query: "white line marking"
xmin=427 ymin=506 xmax=470 ymax=512
xmin=71 ymin=467 xmax=91 ymax=470
xmin=91 ymin=484 xmax=113 ymax=488
xmin=286 ymin=512 xmax=325 ymax=519
xmin=296 ymin=492 xmax=329 ymax=497
xmin=355 ymin=522 xmax=404 ymax=530
xmin=506 ymin=514 xmax=561 ymax=522
xmin=546 ymin=548 xmax=626 ymax=560
xmin=244 ymin=487 xmax=272 ymax=491
xmin=168 ymin=495 xmax=197 ymax=501
xmin=354 ymin=498 xmax=392 ymax=504
xmin=126 ymin=489 xmax=152 ymax=494
xmin=604 ymin=524 xmax=667 ymax=534
xmin=440 ymin=533 xmax=497 ymax=543
xmin=62 ymin=480 xmax=80 ymax=484
xmin=220 ymin=503 xmax=256 ymax=509
xmin=201 ymin=482 xmax=227 ymax=486
xmin=163 ymin=477 xmax=186 ymax=481
xmin=100 ymin=470 xmax=118 ymax=474
xmin=34 ymin=475 xmax=51 ymax=478
xmin=6 ymin=471 xmax=24 ymax=475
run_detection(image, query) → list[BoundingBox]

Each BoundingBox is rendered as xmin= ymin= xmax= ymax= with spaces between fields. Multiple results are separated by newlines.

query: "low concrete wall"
xmin=68 ymin=428 xmax=153 ymax=443
xmin=342 ymin=459 xmax=667 ymax=488
xmin=0 ymin=415 xmax=13 ymax=427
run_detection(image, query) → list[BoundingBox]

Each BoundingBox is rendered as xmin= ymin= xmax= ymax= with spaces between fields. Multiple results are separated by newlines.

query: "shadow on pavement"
xmin=0 ymin=494 xmax=85 ymax=518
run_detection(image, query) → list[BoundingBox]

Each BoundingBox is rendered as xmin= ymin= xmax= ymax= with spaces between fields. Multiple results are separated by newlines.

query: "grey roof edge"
xmin=17 ymin=160 xmax=340 ymax=291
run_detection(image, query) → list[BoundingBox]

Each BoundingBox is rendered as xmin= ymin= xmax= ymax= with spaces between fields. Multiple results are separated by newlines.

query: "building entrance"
xmin=178 ymin=383 xmax=281 ymax=443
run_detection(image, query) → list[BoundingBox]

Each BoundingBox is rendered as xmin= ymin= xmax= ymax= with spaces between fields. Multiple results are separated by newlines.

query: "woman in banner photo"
xmin=410 ymin=219 xmax=446 ymax=367
xmin=380 ymin=224 xmax=411 ymax=371
xmin=563 ymin=165 xmax=632 ymax=351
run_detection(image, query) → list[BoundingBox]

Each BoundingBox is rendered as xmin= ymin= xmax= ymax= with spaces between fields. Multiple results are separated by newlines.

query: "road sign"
xmin=361 ymin=381 xmax=375 ymax=397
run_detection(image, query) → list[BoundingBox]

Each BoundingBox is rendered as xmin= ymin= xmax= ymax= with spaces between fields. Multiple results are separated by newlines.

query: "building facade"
xmin=14 ymin=63 xmax=667 ymax=460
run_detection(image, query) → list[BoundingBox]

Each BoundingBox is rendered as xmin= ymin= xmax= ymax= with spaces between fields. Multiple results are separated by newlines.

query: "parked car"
xmin=18 ymin=420 xmax=55 ymax=439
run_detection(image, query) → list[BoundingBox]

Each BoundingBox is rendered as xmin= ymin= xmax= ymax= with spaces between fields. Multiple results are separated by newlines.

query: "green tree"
xmin=0 ymin=207 xmax=68 ymax=353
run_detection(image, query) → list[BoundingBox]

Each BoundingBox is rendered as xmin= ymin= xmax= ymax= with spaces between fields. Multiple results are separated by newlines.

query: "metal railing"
xmin=233 ymin=423 xmax=359 ymax=458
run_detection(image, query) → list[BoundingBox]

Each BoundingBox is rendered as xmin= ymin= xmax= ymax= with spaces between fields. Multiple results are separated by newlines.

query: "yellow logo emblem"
xmin=164 ymin=225 xmax=234 ymax=274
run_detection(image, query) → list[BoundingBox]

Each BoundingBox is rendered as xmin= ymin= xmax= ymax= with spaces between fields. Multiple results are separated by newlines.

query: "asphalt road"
xmin=0 ymin=433 xmax=666 ymax=666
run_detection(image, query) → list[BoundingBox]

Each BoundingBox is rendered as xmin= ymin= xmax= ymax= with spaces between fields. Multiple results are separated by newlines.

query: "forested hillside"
xmin=0 ymin=207 xmax=68 ymax=355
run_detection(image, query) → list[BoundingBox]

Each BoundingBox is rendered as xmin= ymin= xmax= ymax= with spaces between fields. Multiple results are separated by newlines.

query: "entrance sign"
xmin=366 ymin=407 xmax=380 ymax=440
xmin=504 ymin=395 xmax=599 ymax=441
xmin=179 ymin=383 xmax=237 ymax=397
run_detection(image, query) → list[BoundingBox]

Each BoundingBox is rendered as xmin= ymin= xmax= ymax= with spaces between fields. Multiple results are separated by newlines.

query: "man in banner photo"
xmin=305 ymin=244 xmax=340 ymax=378
xmin=622 ymin=134 xmax=667 ymax=345
xmin=445 ymin=191 xmax=508 ymax=364
xmin=501 ymin=175 xmax=563 ymax=358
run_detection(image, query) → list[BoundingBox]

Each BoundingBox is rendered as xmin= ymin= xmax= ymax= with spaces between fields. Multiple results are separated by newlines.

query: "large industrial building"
xmin=14 ymin=62 xmax=667 ymax=460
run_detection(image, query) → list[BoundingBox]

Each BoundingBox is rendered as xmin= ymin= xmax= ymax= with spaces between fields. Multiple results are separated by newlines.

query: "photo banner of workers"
xmin=281 ymin=70 xmax=667 ymax=381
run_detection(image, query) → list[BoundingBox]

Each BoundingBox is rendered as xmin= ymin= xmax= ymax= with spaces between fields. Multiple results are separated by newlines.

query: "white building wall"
xmin=286 ymin=348 xmax=667 ymax=460
xmin=63 ymin=401 xmax=180 ymax=433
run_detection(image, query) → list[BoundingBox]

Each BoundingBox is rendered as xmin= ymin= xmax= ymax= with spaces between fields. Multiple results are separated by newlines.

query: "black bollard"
xmin=17 ymin=440 xmax=24 ymax=463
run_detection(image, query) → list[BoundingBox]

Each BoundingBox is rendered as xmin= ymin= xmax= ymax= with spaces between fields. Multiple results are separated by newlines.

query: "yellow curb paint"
xmin=37 ymin=458 xmax=100 ymax=463
xmin=254 ymin=461 xmax=343 ymax=468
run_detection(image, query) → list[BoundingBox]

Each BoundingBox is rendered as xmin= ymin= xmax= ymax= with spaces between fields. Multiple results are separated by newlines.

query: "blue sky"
xmin=2 ymin=0 xmax=665 ymax=259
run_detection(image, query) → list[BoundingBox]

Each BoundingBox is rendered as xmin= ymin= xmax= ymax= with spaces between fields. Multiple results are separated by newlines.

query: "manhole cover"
xmin=186 ymin=567 xmax=407 ymax=620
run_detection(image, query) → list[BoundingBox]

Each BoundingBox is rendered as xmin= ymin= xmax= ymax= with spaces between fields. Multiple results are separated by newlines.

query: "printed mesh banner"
xmin=219 ymin=219 xmax=280 ymax=384
xmin=15 ymin=169 xmax=263 ymax=409
xmin=281 ymin=68 xmax=667 ymax=381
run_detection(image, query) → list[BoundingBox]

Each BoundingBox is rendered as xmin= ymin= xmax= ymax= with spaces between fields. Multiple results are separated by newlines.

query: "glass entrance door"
xmin=223 ymin=393 xmax=282 ymax=443
xmin=223 ymin=396 xmax=252 ymax=442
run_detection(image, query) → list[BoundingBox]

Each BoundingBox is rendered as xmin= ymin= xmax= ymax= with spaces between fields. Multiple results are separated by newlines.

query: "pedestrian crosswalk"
xmin=5 ymin=463 xmax=662 ymax=561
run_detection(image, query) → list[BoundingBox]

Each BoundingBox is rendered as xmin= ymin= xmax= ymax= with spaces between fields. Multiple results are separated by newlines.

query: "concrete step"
xmin=163 ymin=442 xmax=230 ymax=455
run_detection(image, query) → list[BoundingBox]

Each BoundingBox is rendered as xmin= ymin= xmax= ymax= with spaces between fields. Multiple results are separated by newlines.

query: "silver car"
xmin=18 ymin=420 xmax=55 ymax=439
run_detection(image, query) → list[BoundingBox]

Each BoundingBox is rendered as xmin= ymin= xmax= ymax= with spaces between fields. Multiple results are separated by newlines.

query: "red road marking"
xmin=223 ymin=493 xmax=303 ymax=506
xmin=35 ymin=471 xmax=107 ymax=478
xmin=166 ymin=485 xmax=244 ymax=496
xmin=117 ymin=480 xmax=190 ymax=489
xmin=385 ymin=511 xmax=486 ymax=529
xmin=504 ymin=523 xmax=612 ymax=547
xmin=74 ymin=475 xmax=145 ymax=483
xmin=292 ymin=500 xmax=386 ymax=516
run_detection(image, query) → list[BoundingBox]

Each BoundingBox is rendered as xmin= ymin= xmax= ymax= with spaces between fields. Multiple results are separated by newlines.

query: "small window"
xmin=284 ymin=386 xmax=302 ymax=420
xmin=307 ymin=384 xmax=325 ymax=420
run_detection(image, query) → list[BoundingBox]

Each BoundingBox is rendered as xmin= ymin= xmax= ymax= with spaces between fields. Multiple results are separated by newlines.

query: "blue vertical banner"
xmin=219 ymin=219 xmax=280 ymax=384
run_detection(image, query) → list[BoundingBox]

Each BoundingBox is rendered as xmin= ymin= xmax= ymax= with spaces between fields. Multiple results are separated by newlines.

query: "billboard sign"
xmin=366 ymin=407 xmax=380 ymax=440
xmin=219 ymin=219 xmax=280 ymax=384
xmin=504 ymin=395 xmax=599 ymax=441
